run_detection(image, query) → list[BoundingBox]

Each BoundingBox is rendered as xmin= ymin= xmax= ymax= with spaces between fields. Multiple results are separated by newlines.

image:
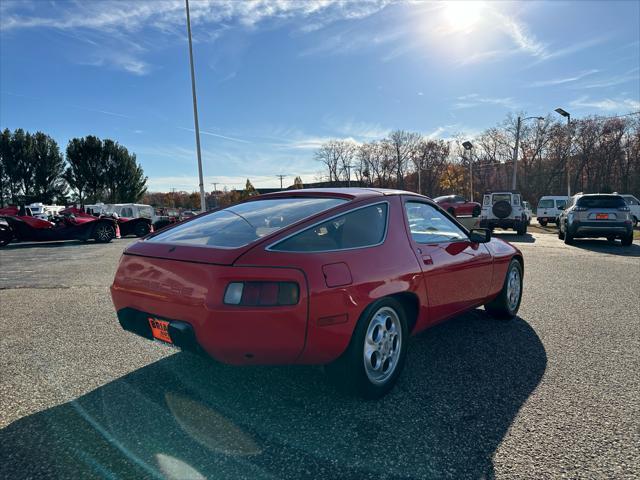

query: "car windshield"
xmin=149 ymin=197 xmax=347 ymax=247
xmin=538 ymin=199 xmax=554 ymax=208
xmin=576 ymin=196 xmax=626 ymax=208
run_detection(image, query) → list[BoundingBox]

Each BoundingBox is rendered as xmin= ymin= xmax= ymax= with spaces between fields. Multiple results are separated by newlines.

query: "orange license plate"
xmin=148 ymin=318 xmax=172 ymax=344
xmin=596 ymin=213 xmax=608 ymax=220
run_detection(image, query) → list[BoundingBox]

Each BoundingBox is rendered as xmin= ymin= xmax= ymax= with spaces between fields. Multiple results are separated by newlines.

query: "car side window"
xmin=454 ymin=195 xmax=465 ymax=203
xmin=404 ymin=201 xmax=467 ymax=244
xmin=271 ymin=203 xmax=388 ymax=252
xmin=122 ymin=207 xmax=133 ymax=217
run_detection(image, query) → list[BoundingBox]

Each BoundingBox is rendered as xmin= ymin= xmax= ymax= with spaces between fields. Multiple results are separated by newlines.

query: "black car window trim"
xmin=266 ymin=201 xmax=390 ymax=253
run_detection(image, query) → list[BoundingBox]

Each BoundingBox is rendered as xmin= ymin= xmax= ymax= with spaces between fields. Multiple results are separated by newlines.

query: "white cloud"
xmin=453 ymin=94 xmax=517 ymax=110
xmin=569 ymin=96 xmax=640 ymax=112
xmin=495 ymin=12 xmax=548 ymax=58
xmin=528 ymin=69 xmax=599 ymax=88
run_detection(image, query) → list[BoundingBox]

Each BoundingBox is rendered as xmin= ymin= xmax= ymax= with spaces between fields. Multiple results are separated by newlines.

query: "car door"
xmin=455 ymin=195 xmax=472 ymax=216
xmin=402 ymin=199 xmax=493 ymax=324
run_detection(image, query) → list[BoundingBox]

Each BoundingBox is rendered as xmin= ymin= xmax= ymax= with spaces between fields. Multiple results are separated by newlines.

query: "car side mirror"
xmin=469 ymin=228 xmax=491 ymax=243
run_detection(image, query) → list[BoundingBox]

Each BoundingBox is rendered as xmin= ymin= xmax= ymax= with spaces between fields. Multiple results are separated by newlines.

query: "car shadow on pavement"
xmin=2 ymin=240 xmax=88 ymax=250
xmin=568 ymin=239 xmax=640 ymax=257
xmin=0 ymin=311 xmax=546 ymax=480
xmin=494 ymin=232 xmax=536 ymax=243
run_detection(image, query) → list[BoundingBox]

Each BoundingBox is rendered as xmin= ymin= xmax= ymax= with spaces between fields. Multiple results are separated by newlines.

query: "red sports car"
xmin=60 ymin=206 xmax=153 ymax=238
xmin=433 ymin=195 xmax=482 ymax=217
xmin=0 ymin=206 xmax=118 ymax=247
xmin=111 ymin=189 xmax=523 ymax=398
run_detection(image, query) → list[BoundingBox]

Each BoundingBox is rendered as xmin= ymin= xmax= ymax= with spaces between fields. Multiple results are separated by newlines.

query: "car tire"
xmin=0 ymin=226 xmax=12 ymax=247
xmin=484 ymin=259 xmax=523 ymax=320
xmin=472 ymin=205 xmax=481 ymax=217
xmin=93 ymin=223 xmax=115 ymax=243
xmin=447 ymin=207 xmax=456 ymax=217
xmin=134 ymin=222 xmax=151 ymax=237
xmin=564 ymin=226 xmax=574 ymax=245
xmin=606 ymin=236 xmax=616 ymax=244
xmin=516 ymin=222 xmax=526 ymax=236
xmin=326 ymin=297 xmax=408 ymax=399
xmin=621 ymin=234 xmax=633 ymax=246
xmin=539 ymin=219 xmax=548 ymax=227
xmin=558 ymin=226 xmax=565 ymax=240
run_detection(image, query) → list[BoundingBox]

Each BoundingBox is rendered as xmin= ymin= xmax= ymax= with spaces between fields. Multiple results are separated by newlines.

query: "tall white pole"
xmin=469 ymin=150 xmax=473 ymax=202
xmin=511 ymin=116 xmax=521 ymax=190
xmin=566 ymin=115 xmax=571 ymax=197
xmin=185 ymin=0 xmax=206 ymax=213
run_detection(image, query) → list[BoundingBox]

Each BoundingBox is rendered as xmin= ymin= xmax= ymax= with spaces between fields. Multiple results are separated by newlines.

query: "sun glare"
xmin=442 ymin=0 xmax=487 ymax=31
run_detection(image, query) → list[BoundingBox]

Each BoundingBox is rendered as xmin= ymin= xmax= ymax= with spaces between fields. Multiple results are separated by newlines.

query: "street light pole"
xmin=555 ymin=108 xmax=572 ymax=197
xmin=462 ymin=141 xmax=473 ymax=202
xmin=511 ymin=116 xmax=522 ymax=191
xmin=185 ymin=0 xmax=206 ymax=213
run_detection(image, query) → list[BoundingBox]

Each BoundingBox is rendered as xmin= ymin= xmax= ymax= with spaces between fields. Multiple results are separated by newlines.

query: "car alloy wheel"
xmin=95 ymin=224 xmax=114 ymax=242
xmin=506 ymin=266 xmax=521 ymax=312
xmin=363 ymin=306 xmax=402 ymax=385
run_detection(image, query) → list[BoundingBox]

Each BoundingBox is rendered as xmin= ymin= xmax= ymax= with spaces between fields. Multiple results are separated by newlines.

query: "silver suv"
xmin=558 ymin=193 xmax=634 ymax=246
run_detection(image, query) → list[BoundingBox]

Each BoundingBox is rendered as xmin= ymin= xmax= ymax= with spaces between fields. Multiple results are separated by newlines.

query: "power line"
xmin=276 ymin=175 xmax=287 ymax=189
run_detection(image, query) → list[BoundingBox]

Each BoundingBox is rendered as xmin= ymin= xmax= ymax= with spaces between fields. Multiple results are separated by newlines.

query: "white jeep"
xmin=479 ymin=191 xmax=527 ymax=235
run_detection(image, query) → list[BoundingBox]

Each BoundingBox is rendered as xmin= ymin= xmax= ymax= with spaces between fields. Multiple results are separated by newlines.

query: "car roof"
xmin=257 ymin=187 xmax=427 ymax=201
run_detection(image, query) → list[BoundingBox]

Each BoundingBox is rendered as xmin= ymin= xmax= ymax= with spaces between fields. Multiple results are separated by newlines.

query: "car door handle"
xmin=421 ymin=255 xmax=433 ymax=265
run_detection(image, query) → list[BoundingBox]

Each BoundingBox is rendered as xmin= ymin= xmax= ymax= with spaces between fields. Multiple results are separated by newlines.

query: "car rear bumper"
xmin=110 ymin=253 xmax=309 ymax=365
xmin=569 ymin=221 xmax=633 ymax=238
xmin=480 ymin=219 xmax=522 ymax=229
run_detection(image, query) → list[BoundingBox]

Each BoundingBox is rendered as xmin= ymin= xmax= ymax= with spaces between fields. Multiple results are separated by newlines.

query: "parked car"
xmin=536 ymin=196 xmax=569 ymax=226
xmin=111 ymin=188 xmax=524 ymax=398
xmin=522 ymin=201 xmax=533 ymax=225
xmin=433 ymin=195 xmax=481 ymax=217
xmin=557 ymin=193 xmax=634 ymax=246
xmin=479 ymin=191 xmax=527 ymax=235
xmin=0 ymin=205 xmax=118 ymax=247
xmin=61 ymin=206 xmax=153 ymax=238
xmin=620 ymin=194 xmax=640 ymax=227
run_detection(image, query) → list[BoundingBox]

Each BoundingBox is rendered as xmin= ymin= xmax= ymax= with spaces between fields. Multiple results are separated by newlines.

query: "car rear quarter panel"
xmin=235 ymin=195 xmax=427 ymax=364
xmin=483 ymin=237 xmax=521 ymax=298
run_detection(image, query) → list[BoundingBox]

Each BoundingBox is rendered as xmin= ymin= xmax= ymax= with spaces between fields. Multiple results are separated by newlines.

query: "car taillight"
xmin=224 ymin=281 xmax=299 ymax=306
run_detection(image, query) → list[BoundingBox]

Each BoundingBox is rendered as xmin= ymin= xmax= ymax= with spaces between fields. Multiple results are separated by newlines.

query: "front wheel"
xmin=558 ymin=226 xmax=565 ymax=240
xmin=326 ymin=298 xmax=408 ymax=399
xmin=485 ymin=259 xmax=523 ymax=320
xmin=93 ymin=223 xmax=115 ymax=243
xmin=564 ymin=227 xmax=574 ymax=245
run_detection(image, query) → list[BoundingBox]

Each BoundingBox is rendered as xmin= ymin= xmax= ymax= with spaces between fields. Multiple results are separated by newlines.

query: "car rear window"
xmin=492 ymin=194 xmax=511 ymax=204
xmin=538 ymin=199 xmax=554 ymax=208
xmin=270 ymin=203 xmax=388 ymax=252
xmin=576 ymin=196 xmax=626 ymax=209
xmin=149 ymin=197 xmax=347 ymax=248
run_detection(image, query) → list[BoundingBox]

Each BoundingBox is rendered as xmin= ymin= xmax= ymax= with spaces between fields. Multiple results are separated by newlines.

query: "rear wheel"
xmin=93 ymin=223 xmax=115 ymax=243
xmin=0 ymin=227 xmax=12 ymax=247
xmin=485 ymin=259 xmax=522 ymax=320
xmin=516 ymin=222 xmax=526 ymax=235
xmin=564 ymin=226 xmax=574 ymax=245
xmin=633 ymin=216 xmax=638 ymax=228
xmin=621 ymin=233 xmax=633 ymax=246
xmin=447 ymin=207 xmax=456 ymax=217
xmin=326 ymin=298 xmax=408 ymax=399
xmin=134 ymin=222 xmax=151 ymax=237
xmin=558 ymin=226 xmax=565 ymax=240
xmin=539 ymin=219 xmax=548 ymax=227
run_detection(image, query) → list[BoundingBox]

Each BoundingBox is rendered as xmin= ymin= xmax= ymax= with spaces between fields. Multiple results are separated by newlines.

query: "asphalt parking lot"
xmin=1 ymin=233 xmax=639 ymax=479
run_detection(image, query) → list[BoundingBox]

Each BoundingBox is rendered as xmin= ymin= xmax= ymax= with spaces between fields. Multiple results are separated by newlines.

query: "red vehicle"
xmin=60 ymin=206 xmax=153 ymax=238
xmin=434 ymin=195 xmax=482 ymax=217
xmin=111 ymin=189 xmax=523 ymax=398
xmin=0 ymin=205 xmax=118 ymax=247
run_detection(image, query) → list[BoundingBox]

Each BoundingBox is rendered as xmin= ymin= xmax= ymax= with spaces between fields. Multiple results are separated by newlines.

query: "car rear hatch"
xmin=575 ymin=196 xmax=629 ymax=224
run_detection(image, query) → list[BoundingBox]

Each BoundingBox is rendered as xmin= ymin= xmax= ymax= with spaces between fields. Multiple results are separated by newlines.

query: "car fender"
xmin=483 ymin=237 xmax=522 ymax=300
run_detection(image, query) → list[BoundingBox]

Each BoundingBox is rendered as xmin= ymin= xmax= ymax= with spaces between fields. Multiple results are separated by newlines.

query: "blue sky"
xmin=1 ymin=0 xmax=639 ymax=191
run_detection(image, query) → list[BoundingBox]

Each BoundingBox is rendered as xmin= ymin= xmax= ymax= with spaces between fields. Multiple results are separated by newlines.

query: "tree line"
xmin=315 ymin=113 xmax=640 ymax=203
xmin=0 ymin=128 xmax=147 ymax=206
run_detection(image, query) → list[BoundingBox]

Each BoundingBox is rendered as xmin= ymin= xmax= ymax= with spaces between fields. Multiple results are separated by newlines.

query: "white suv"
xmin=479 ymin=191 xmax=527 ymax=235
xmin=620 ymin=195 xmax=640 ymax=227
